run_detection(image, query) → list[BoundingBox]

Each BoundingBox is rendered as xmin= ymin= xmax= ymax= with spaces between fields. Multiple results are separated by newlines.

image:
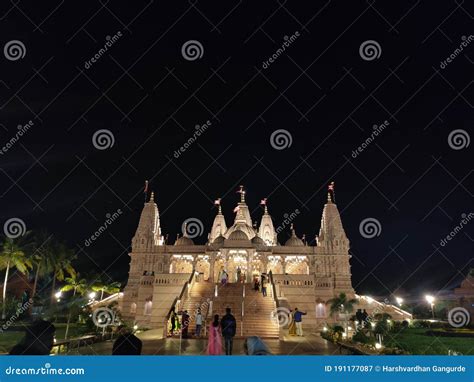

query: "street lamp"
xmin=395 ymin=297 xmax=403 ymax=306
xmin=425 ymin=295 xmax=435 ymax=319
xmin=89 ymin=292 xmax=97 ymax=300
xmin=54 ymin=291 xmax=62 ymax=301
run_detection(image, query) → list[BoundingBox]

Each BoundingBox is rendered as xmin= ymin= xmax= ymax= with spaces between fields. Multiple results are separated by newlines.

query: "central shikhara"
xmin=120 ymin=187 xmax=410 ymax=336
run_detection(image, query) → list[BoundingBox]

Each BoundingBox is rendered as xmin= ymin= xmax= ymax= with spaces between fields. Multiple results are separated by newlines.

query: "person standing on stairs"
xmin=293 ymin=308 xmax=307 ymax=336
xmin=261 ymin=277 xmax=267 ymax=297
xmin=195 ymin=309 xmax=203 ymax=337
xmin=207 ymin=315 xmax=223 ymax=355
xmin=221 ymin=308 xmax=237 ymax=355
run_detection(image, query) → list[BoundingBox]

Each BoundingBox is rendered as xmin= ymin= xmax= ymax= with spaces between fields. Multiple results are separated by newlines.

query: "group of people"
xmin=9 ymin=320 xmax=142 ymax=355
xmin=287 ymin=308 xmax=307 ymax=336
xmin=253 ymin=274 xmax=268 ymax=296
xmin=207 ymin=308 xmax=236 ymax=355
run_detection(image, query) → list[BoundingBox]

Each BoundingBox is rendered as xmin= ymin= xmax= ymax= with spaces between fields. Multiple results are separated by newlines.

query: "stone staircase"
xmin=179 ymin=281 xmax=214 ymax=335
xmin=212 ymin=282 xmax=279 ymax=338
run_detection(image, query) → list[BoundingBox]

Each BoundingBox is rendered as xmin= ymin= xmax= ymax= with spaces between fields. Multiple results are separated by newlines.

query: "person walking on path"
xmin=220 ymin=308 xmax=237 ymax=355
xmin=181 ymin=310 xmax=190 ymax=338
xmin=206 ymin=315 xmax=223 ymax=355
xmin=293 ymin=308 xmax=307 ymax=336
xmin=195 ymin=308 xmax=203 ymax=337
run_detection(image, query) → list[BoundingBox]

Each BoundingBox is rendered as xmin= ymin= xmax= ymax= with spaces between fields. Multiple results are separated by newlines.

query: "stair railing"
xmin=162 ymin=270 xmax=196 ymax=338
xmin=268 ymin=270 xmax=279 ymax=309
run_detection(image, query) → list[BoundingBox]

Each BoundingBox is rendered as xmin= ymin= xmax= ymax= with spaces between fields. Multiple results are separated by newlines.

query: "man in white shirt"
xmin=195 ymin=308 xmax=203 ymax=337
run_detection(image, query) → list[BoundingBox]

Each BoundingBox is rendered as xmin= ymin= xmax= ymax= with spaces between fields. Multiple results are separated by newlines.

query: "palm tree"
xmin=50 ymin=243 xmax=76 ymax=305
xmin=327 ymin=293 xmax=358 ymax=335
xmin=30 ymin=231 xmax=55 ymax=299
xmin=61 ymin=274 xmax=87 ymax=339
xmin=92 ymin=280 xmax=121 ymax=301
xmin=0 ymin=237 xmax=33 ymax=319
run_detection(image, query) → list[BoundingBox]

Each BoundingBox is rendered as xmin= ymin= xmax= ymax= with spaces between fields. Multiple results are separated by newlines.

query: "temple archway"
xmin=267 ymin=256 xmax=283 ymax=274
xmin=195 ymin=256 xmax=210 ymax=281
xmin=285 ymin=256 xmax=309 ymax=275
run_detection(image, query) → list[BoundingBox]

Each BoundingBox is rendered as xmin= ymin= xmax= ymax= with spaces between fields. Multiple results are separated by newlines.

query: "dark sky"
xmin=0 ymin=1 xmax=472 ymax=300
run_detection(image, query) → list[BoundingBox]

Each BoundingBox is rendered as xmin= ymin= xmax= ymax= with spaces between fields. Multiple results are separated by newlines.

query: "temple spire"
xmin=259 ymin=198 xmax=276 ymax=245
xmin=238 ymin=185 xmax=246 ymax=203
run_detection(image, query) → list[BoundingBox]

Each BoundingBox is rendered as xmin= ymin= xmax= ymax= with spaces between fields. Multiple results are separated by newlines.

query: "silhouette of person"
xmin=9 ymin=320 xmax=56 ymax=355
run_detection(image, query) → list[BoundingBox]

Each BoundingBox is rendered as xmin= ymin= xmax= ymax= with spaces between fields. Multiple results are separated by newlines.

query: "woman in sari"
xmin=206 ymin=315 xmax=223 ymax=355
xmin=288 ymin=309 xmax=297 ymax=336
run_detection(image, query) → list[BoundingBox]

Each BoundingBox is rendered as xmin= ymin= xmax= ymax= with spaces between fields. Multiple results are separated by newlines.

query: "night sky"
xmin=1 ymin=1 xmax=472 ymax=301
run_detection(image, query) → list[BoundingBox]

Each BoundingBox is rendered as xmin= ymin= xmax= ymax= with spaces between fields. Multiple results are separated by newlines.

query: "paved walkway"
xmin=67 ymin=334 xmax=348 ymax=355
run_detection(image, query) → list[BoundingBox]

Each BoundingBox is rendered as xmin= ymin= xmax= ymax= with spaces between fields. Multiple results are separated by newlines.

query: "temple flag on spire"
xmin=260 ymin=198 xmax=267 ymax=205
xmin=233 ymin=205 xmax=240 ymax=213
xmin=144 ymin=180 xmax=149 ymax=202
xmin=214 ymin=198 xmax=221 ymax=205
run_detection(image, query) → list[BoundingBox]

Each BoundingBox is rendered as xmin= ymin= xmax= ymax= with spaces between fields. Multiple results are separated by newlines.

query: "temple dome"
xmin=213 ymin=235 xmax=225 ymax=244
xmin=285 ymin=226 xmax=304 ymax=246
xmin=175 ymin=236 xmax=194 ymax=246
xmin=228 ymin=229 xmax=249 ymax=241
xmin=251 ymin=235 xmax=265 ymax=246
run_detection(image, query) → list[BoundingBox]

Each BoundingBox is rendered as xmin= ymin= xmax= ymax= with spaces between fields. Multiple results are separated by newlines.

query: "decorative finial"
xmin=150 ymin=191 xmax=154 ymax=202
xmin=237 ymin=185 xmax=245 ymax=203
xmin=182 ymin=222 xmax=188 ymax=237
xmin=260 ymin=198 xmax=268 ymax=214
xmin=214 ymin=198 xmax=222 ymax=214
xmin=328 ymin=181 xmax=335 ymax=202
xmin=327 ymin=192 xmax=331 ymax=203
xmin=290 ymin=223 xmax=295 ymax=236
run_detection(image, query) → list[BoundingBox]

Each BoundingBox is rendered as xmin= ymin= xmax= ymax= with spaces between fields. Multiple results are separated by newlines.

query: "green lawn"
xmin=0 ymin=324 xmax=90 ymax=354
xmin=384 ymin=328 xmax=474 ymax=355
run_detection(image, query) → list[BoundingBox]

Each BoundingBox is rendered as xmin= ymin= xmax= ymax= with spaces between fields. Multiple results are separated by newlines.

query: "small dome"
xmin=228 ymin=229 xmax=249 ymax=241
xmin=175 ymin=236 xmax=194 ymax=246
xmin=213 ymin=235 xmax=225 ymax=244
xmin=251 ymin=235 xmax=265 ymax=246
xmin=285 ymin=236 xmax=304 ymax=246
